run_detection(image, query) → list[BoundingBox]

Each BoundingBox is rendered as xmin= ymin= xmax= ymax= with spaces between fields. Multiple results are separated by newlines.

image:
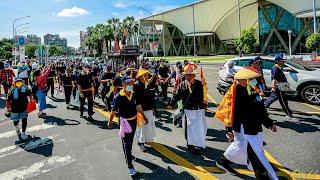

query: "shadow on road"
xmin=206 ymin=128 xmax=228 ymax=142
xmin=15 ymin=136 xmax=54 ymax=157
xmin=44 ymin=115 xmax=81 ymax=126
xmin=276 ymin=120 xmax=320 ymax=133
xmin=134 ymin=158 xmax=195 ymax=180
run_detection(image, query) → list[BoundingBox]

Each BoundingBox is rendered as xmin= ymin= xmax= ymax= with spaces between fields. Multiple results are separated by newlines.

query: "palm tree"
xmin=122 ymin=16 xmax=139 ymax=45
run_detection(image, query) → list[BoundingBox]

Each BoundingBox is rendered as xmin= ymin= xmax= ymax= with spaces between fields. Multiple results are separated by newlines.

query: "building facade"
xmin=140 ymin=0 xmax=319 ymax=56
xmin=26 ymin=34 xmax=41 ymax=45
xmin=44 ymin=34 xmax=68 ymax=49
xmin=80 ymin=31 xmax=88 ymax=47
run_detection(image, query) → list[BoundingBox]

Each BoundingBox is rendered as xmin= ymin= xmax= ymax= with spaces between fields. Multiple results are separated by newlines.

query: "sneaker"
xmin=216 ymin=158 xmax=237 ymax=176
xmin=87 ymin=116 xmax=94 ymax=121
xmin=15 ymin=126 xmax=21 ymax=135
xmin=21 ymin=132 xmax=28 ymax=140
xmin=128 ymin=168 xmax=138 ymax=176
xmin=139 ymin=143 xmax=147 ymax=153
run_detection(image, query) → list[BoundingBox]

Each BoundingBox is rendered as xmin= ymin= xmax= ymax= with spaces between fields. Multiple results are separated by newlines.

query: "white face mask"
xmin=125 ymin=85 xmax=133 ymax=92
xmin=249 ymin=79 xmax=258 ymax=87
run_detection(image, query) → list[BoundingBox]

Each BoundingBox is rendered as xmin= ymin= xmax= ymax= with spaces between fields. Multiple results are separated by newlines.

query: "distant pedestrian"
xmin=77 ymin=65 xmax=94 ymax=120
xmin=60 ymin=68 xmax=75 ymax=109
xmin=34 ymin=66 xmax=51 ymax=118
xmin=264 ymin=55 xmax=296 ymax=120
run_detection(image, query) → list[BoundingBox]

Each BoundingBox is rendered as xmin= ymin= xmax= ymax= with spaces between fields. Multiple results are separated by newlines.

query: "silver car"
xmin=218 ymin=56 xmax=320 ymax=105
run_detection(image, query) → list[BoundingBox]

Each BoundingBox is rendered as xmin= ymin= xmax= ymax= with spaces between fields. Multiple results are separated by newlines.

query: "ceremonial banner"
xmin=215 ymin=83 xmax=236 ymax=127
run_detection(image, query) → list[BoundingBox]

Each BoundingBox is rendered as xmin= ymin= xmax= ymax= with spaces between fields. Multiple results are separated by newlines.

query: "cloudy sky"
xmin=0 ymin=0 xmax=195 ymax=48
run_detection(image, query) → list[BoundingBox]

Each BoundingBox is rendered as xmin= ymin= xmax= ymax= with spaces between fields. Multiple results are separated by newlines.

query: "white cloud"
xmin=114 ymin=2 xmax=128 ymax=8
xmin=57 ymin=7 xmax=88 ymax=17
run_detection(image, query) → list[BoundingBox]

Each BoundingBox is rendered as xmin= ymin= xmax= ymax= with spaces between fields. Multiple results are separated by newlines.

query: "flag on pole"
xmin=200 ymin=66 xmax=208 ymax=105
xmin=173 ymin=67 xmax=182 ymax=94
xmin=215 ymin=83 xmax=236 ymax=127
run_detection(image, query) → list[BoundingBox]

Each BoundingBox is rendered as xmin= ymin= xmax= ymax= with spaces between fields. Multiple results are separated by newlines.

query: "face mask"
xmin=125 ymin=85 xmax=133 ymax=92
xmin=249 ymin=79 xmax=258 ymax=87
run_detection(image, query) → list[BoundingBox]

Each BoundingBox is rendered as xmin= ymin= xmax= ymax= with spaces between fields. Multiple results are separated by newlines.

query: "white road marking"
xmin=0 ymin=135 xmax=64 ymax=158
xmin=0 ymin=155 xmax=75 ymax=180
xmin=0 ymin=124 xmax=55 ymax=140
xmin=0 ymin=139 xmax=65 ymax=159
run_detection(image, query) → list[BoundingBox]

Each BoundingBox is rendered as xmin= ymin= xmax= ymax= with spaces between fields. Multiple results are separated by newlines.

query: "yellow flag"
xmin=214 ymin=83 xmax=236 ymax=127
xmin=200 ymin=66 xmax=208 ymax=105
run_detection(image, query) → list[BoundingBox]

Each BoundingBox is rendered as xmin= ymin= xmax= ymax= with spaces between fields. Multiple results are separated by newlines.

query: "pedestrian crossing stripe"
xmin=0 ymin=155 xmax=75 ymax=180
xmin=0 ymin=124 xmax=55 ymax=140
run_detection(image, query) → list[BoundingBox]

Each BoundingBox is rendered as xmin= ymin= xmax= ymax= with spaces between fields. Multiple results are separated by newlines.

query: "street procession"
xmin=0 ymin=0 xmax=320 ymax=180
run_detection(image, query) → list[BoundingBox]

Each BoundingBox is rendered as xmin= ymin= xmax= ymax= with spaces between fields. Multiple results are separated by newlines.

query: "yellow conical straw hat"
xmin=136 ymin=68 xmax=149 ymax=78
xmin=234 ymin=67 xmax=261 ymax=80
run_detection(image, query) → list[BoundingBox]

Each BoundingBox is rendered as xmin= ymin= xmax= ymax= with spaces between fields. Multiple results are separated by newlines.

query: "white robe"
xmin=224 ymin=125 xmax=279 ymax=180
xmin=183 ymin=109 xmax=207 ymax=148
xmin=136 ymin=110 xmax=156 ymax=143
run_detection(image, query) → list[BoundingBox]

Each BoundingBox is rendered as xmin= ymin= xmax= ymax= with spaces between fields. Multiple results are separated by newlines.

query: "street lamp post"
xmin=12 ymin=16 xmax=30 ymax=65
xmin=140 ymin=7 xmax=155 ymax=60
xmin=313 ymin=0 xmax=317 ymax=33
xmin=288 ymin=30 xmax=292 ymax=58
xmin=15 ymin=23 xmax=29 ymax=33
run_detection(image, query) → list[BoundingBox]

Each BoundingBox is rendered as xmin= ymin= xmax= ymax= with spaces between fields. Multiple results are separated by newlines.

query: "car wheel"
xmin=300 ymin=85 xmax=320 ymax=105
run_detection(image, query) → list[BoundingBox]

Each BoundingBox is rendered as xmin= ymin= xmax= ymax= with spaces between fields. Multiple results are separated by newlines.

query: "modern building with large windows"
xmin=139 ymin=0 xmax=319 ymax=56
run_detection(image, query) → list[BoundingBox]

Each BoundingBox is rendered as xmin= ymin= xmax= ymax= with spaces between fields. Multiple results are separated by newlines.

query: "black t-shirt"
xmin=76 ymin=73 xmax=93 ymax=90
xmin=100 ymin=72 xmax=115 ymax=87
xmin=112 ymin=91 xmax=137 ymax=119
xmin=271 ymin=66 xmax=287 ymax=82
xmin=61 ymin=75 xmax=74 ymax=86
xmin=158 ymin=66 xmax=170 ymax=78
xmin=134 ymin=80 xmax=154 ymax=110
xmin=170 ymin=80 xmax=205 ymax=110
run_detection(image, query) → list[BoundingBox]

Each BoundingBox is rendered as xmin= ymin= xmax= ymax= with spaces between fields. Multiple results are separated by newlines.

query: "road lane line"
xmin=303 ymin=103 xmax=320 ymax=111
xmin=147 ymin=142 xmax=217 ymax=180
xmin=0 ymin=124 xmax=55 ymax=140
xmin=0 ymin=155 xmax=75 ymax=180
xmin=207 ymin=94 xmax=218 ymax=105
xmin=94 ymin=108 xmax=118 ymax=123
xmin=264 ymin=150 xmax=296 ymax=179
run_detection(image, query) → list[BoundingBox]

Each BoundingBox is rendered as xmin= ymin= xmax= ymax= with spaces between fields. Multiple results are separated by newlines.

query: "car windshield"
xmin=285 ymin=60 xmax=309 ymax=71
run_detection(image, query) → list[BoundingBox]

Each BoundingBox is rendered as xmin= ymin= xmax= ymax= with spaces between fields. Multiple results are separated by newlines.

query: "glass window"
xmin=237 ymin=59 xmax=250 ymax=67
xmin=262 ymin=59 xmax=275 ymax=70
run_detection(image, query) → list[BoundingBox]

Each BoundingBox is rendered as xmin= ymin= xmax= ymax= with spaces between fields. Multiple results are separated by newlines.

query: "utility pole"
xmin=192 ymin=5 xmax=196 ymax=57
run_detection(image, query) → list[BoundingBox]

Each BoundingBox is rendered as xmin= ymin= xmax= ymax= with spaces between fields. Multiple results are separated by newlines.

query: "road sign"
xmin=18 ymin=37 xmax=25 ymax=46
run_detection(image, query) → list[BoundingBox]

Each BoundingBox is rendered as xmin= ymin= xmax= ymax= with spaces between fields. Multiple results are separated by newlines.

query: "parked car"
xmin=218 ymin=56 xmax=320 ymax=105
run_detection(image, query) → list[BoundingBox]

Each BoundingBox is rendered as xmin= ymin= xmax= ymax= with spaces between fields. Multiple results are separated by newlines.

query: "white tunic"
xmin=183 ymin=109 xmax=207 ymax=148
xmin=136 ymin=110 xmax=156 ymax=143
xmin=224 ymin=125 xmax=279 ymax=180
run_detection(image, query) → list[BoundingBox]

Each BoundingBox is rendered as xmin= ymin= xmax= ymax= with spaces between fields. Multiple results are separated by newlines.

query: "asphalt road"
xmin=0 ymin=63 xmax=319 ymax=180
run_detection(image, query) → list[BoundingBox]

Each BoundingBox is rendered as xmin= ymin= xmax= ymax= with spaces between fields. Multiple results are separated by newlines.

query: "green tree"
xmin=0 ymin=38 xmax=14 ymax=59
xmin=49 ymin=45 xmax=64 ymax=56
xmin=25 ymin=44 xmax=37 ymax=58
xmin=122 ymin=16 xmax=139 ymax=45
xmin=306 ymin=33 xmax=320 ymax=51
xmin=234 ymin=27 xmax=257 ymax=54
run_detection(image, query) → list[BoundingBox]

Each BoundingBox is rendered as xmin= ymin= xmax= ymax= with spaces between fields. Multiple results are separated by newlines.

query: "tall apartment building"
xmin=44 ymin=33 xmax=68 ymax=49
xmin=26 ymin=34 xmax=41 ymax=45
xmin=80 ymin=31 xmax=88 ymax=47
